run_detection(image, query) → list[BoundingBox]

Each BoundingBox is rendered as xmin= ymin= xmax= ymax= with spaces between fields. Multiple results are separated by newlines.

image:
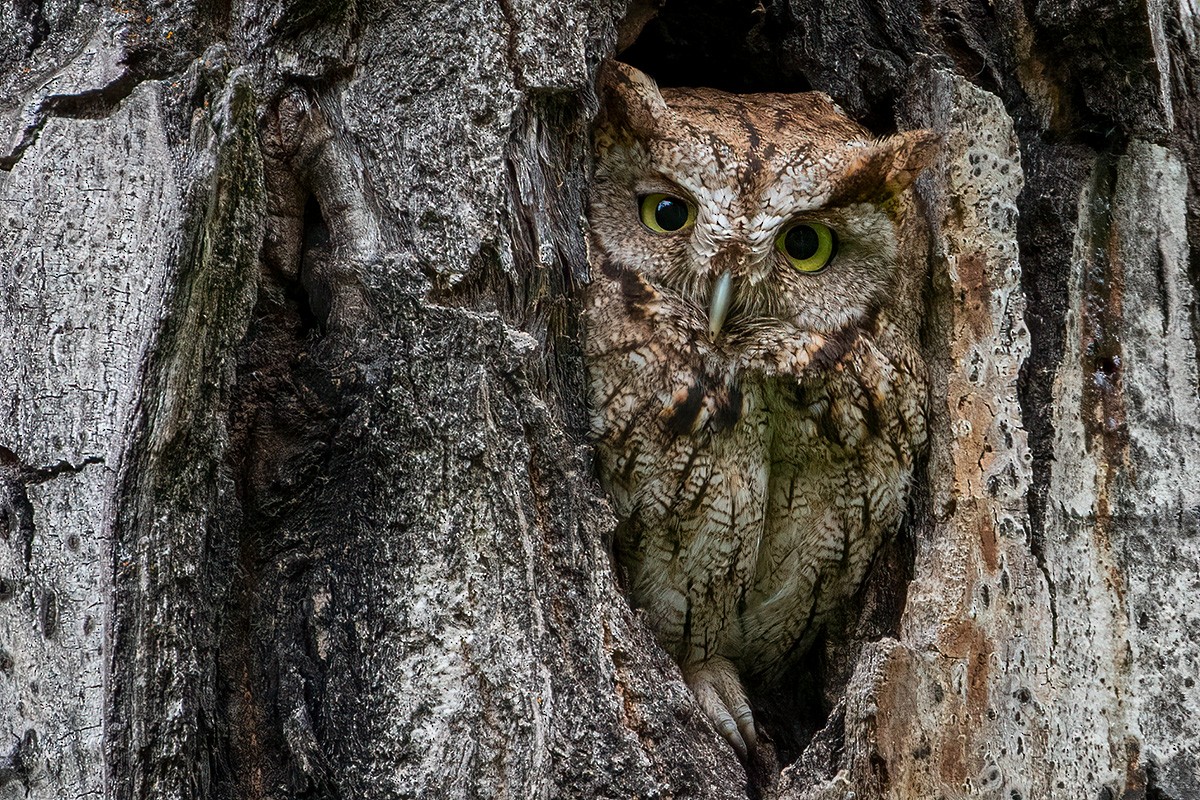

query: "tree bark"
xmin=1 ymin=1 xmax=1198 ymax=799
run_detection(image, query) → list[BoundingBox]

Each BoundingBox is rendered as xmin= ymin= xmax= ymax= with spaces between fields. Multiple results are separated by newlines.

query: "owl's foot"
xmin=683 ymin=656 xmax=757 ymax=759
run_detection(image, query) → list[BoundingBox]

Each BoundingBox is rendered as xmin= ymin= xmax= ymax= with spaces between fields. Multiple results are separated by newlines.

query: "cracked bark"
xmin=0 ymin=68 xmax=150 ymax=169
xmin=1 ymin=1 xmax=1199 ymax=799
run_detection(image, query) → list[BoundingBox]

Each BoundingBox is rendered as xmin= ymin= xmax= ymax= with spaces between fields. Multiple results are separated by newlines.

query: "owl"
xmin=583 ymin=62 xmax=935 ymax=759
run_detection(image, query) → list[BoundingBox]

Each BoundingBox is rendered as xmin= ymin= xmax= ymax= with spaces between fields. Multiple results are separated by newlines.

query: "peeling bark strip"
xmin=1 ymin=0 xmax=1200 ymax=798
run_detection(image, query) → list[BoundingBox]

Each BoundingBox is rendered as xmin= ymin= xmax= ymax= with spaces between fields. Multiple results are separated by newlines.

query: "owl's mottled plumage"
xmin=583 ymin=63 xmax=935 ymax=757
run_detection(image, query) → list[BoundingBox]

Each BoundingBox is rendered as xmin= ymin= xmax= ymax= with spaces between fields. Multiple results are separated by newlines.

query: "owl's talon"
xmin=705 ymin=699 xmax=747 ymax=760
xmin=684 ymin=657 xmax=757 ymax=760
xmin=734 ymin=703 xmax=757 ymax=753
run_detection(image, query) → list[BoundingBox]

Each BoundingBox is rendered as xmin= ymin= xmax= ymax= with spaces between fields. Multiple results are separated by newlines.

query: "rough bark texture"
xmin=1 ymin=0 xmax=1198 ymax=799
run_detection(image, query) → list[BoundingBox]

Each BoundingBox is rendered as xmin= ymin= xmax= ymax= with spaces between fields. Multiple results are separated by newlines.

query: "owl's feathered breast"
xmin=584 ymin=252 xmax=926 ymax=679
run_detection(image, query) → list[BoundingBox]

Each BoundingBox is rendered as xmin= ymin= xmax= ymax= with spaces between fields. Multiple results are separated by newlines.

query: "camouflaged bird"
xmin=583 ymin=62 xmax=935 ymax=758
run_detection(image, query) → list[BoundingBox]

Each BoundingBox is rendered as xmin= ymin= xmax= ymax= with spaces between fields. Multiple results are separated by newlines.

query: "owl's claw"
xmin=684 ymin=657 xmax=757 ymax=759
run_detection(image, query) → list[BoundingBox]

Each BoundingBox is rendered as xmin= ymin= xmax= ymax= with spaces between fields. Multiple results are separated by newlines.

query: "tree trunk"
xmin=1 ymin=1 xmax=1197 ymax=798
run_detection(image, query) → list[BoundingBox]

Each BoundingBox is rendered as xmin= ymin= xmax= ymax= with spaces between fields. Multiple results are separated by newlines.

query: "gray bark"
xmin=0 ymin=0 xmax=1198 ymax=799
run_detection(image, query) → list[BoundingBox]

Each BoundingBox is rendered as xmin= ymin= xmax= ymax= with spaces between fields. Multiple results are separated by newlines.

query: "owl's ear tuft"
xmin=830 ymin=129 xmax=940 ymax=205
xmin=881 ymin=129 xmax=940 ymax=192
xmin=598 ymin=60 xmax=671 ymax=136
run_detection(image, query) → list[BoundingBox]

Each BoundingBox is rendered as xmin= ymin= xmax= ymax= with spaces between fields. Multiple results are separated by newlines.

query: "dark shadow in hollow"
xmin=216 ymin=187 xmax=340 ymax=800
xmin=621 ymin=0 xmax=811 ymax=94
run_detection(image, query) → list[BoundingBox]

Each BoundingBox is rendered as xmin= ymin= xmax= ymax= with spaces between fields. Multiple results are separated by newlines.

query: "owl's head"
xmin=589 ymin=62 xmax=937 ymax=342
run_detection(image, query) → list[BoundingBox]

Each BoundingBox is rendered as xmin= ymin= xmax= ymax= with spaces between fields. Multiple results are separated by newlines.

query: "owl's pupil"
xmin=655 ymin=199 xmax=689 ymax=231
xmin=784 ymin=225 xmax=820 ymax=260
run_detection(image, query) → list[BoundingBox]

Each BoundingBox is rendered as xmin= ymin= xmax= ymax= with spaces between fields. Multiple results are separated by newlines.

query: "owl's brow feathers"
xmin=664 ymin=96 xmax=849 ymax=196
xmin=602 ymin=68 xmax=939 ymax=214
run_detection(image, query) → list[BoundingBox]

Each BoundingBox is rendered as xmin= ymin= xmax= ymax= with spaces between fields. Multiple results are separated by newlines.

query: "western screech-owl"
xmin=583 ymin=62 xmax=935 ymax=758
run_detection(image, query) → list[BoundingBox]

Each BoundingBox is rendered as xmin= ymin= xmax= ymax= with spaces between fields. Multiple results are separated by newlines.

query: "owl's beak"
xmin=708 ymin=270 xmax=734 ymax=339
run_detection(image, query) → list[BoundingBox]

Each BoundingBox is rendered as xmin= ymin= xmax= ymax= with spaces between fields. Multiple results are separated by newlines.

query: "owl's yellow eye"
xmin=776 ymin=222 xmax=837 ymax=273
xmin=639 ymin=193 xmax=696 ymax=233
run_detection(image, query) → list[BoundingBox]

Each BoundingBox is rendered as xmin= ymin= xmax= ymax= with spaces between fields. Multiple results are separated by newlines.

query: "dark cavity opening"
xmin=619 ymin=0 xmax=926 ymax=132
xmin=215 ymin=189 xmax=341 ymax=799
xmin=621 ymin=0 xmax=811 ymax=94
xmin=296 ymin=194 xmax=331 ymax=335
